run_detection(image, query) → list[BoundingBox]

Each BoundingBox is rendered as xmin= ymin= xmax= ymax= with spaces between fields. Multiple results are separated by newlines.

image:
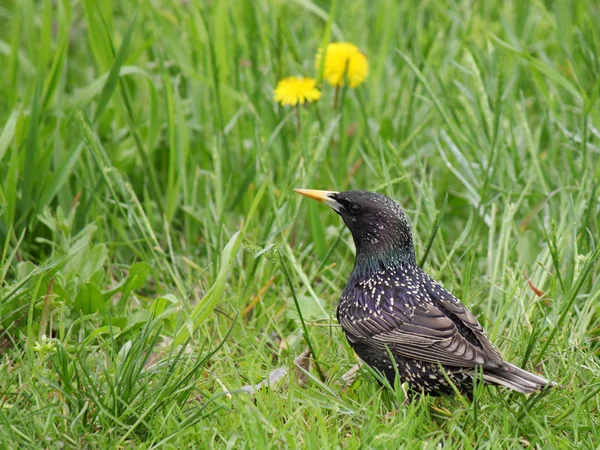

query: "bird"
xmin=294 ymin=188 xmax=556 ymax=396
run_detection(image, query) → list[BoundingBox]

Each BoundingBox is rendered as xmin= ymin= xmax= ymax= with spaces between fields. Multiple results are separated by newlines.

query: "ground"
xmin=1 ymin=0 xmax=599 ymax=448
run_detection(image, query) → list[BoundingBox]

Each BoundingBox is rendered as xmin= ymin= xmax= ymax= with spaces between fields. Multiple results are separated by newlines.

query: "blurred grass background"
xmin=1 ymin=0 xmax=599 ymax=447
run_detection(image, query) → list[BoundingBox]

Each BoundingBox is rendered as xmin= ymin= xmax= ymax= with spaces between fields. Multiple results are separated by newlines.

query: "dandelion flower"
xmin=274 ymin=76 xmax=321 ymax=106
xmin=316 ymin=42 xmax=368 ymax=88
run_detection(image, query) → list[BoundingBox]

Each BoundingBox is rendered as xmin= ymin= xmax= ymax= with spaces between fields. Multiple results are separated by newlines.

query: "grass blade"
xmin=93 ymin=8 xmax=139 ymax=123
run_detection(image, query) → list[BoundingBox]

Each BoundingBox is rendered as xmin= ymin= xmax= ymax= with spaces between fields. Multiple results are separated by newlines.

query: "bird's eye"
xmin=349 ymin=204 xmax=360 ymax=214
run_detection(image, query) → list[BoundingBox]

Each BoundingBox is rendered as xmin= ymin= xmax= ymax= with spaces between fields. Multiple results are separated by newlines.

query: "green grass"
xmin=1 ymin=0 xmax=600 ymax=447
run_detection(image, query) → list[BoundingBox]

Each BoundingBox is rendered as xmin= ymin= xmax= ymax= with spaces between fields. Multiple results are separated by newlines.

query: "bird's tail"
xmin=483 ymin=362 xmax=556 ymax=394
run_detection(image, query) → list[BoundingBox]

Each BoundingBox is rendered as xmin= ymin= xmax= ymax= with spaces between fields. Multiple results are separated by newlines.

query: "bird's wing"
xmin=339 ymin=275 xmax=504 ymax=369
xmin=421 ymin=273 xmax=504 ymax=364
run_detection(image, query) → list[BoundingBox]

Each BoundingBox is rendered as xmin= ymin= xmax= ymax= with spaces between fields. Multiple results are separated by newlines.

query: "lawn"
xmin=1 ymin=0 xmax=599 ymax=448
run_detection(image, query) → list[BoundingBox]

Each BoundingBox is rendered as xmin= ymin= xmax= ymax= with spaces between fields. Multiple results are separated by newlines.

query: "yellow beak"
xmin=293 ymin=188 xmax=341 ymax=211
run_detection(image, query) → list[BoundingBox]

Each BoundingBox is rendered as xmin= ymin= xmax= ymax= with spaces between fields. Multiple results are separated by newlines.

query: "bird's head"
xmin=294 ymin=189 xmax=417 ymax=269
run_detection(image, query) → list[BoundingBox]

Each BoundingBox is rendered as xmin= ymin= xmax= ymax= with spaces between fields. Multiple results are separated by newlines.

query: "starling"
xmin=295 ymin=189 xmax=555 ymax=395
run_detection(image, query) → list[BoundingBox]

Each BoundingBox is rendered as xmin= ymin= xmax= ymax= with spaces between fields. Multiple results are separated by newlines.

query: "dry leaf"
xmin=240 ymin=367 xmax=288 ymax=394
xmin=525 ymin=272 xmax=545 ymax=297
xmin=337 ymin=362 xmax=363 ymax=387
xmin=241 ymin=349 xmax=312 ymax=394
xmin=293 ymin=349 xmax=311 ymax=386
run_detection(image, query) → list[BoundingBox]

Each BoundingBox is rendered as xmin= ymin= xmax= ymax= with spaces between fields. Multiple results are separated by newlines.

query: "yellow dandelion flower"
xmin=316 ymin=42 xmax=368 ymax=88
xmin=274 ymin=76 xmax=321 ymax=106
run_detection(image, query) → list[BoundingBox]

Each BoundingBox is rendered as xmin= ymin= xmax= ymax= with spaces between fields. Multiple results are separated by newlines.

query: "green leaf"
xmin=193 ymin=230 xmax=240 ymax=326
xmin=78 ymin=244 xmax=108 ymax=283
xmin=38 ymin=143 xmax=85 ymax=209
xmin=84 ymin=325 xmax=121 ymax=346
xmin=42 ymin=32 xmax=70 ymax=109
xmin=74 ymin=282 xmax=105 ymax=314
xmin=315 ymin=0 xmax=339 ymax=83
xmin=177 ymin=178 xmax=270 ymax=344
xmin=71 ymin=66 xmax=151 ymax=109
xmin=379 ymin=117 xmax=395 ymax=142
xmin=308 ymin=199 xmax=327 ymax=259
xmin=123 ymin=261 xmax=151 ymax=293
xmin=150 ymin=294 xmax=179 ymax=317
xmin=93 ymin=8 xmax=139 ymax=123
xmin=285 ymin=295 xmax=328 ymax=322
xmin=0 ymin=108 xmax=19 ymax=163
xmin=21 ymin=78 xmax=42 ymax=218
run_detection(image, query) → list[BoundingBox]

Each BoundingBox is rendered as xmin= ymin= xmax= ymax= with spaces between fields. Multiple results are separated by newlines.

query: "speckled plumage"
xmin=337 ymin=264 xmax=497 ymax=395
xmin=296 ymin=189 xmax=555 ymax=395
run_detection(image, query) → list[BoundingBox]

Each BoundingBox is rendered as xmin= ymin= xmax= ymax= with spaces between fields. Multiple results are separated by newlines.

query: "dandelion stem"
xmin=333 ymin=86 xmax=340 ymax=111
xmin=295 ymin=104 xmax=301 ymax=133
